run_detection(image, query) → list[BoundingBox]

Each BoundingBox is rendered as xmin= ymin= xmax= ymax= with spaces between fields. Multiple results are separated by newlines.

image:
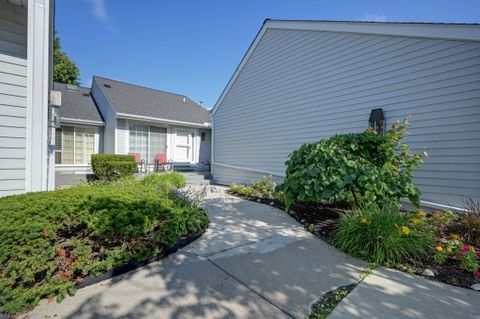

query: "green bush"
xmin=140 ymin=172 xmax=187 ymax=189
xmin=278 ymin=118 xmax=425 ymax=210
xmin=91 ymin=154 xmax=137 ymax=181
xmin=333 ymin=202 xmax=434 ymax=265
xmin=0 ymin=179 xmax=208 ymax=314
xmin=230 ymin=183 xmax=254 ymax=198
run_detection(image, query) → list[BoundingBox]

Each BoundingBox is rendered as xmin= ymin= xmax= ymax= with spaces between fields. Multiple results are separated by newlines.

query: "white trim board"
xmin=117 ymin=112 xmax=211 ymax=129
xmin=211 ymin=19 xmax=480 ymax=116
xmin=61 ymin=118 xmax=105 ymax=126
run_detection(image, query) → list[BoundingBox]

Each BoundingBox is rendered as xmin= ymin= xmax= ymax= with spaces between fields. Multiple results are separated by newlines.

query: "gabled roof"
xmin=212 ymin=19 xmax=480 ymax=115
xmin=54 ymin=82 xmax=104 ymax=124
xmin=93 ymin=76 xmax=211 ymax=125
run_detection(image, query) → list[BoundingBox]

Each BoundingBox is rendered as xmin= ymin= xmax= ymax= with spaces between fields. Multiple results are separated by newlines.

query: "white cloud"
xmin=360 ymin=14 xmax=388 ymax=22
xmin=86 ymin=0 xmax=108 ymax=21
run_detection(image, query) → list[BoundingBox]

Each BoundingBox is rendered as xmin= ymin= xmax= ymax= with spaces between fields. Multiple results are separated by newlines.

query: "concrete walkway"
xmin=329 ymin=267 xmax=480 ymax=319
xmin=27 ymin=188 xmax=366 ymax=319
xmin=27 ymin=188 xmax=479 ymax=319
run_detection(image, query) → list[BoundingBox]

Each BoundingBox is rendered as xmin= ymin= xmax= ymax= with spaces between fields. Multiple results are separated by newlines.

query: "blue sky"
xmin=56 ymin=0 xmax=480 ymax=108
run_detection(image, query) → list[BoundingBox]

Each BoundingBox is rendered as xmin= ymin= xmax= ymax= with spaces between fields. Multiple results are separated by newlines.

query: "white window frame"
xmin=56 ymin=125 xmax=98 ymax=167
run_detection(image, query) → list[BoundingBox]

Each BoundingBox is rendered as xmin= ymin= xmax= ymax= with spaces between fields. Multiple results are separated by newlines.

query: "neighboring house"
xmin=212 ymin=20 xmax=480 ymax=210
xmin=53 ymin=82 xmax=104 ymax=174
xmin=55 ymin=76 xmax=212 ymax=175
xmin=0 ymin=0 xmax=55 ymax=196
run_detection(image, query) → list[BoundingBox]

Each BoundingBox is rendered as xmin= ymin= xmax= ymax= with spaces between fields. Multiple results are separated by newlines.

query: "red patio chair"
xmin=128 ymin=152 xmax=145 ymax=173
xmin=155 ymin=152 xmax=170 ymax=171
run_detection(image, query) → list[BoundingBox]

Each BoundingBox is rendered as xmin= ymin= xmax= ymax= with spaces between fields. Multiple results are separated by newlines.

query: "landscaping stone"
xmin=421 ymin=269 xmax=435 ymax=277
xmin=471 ymin=283 xmax=480 ymax=291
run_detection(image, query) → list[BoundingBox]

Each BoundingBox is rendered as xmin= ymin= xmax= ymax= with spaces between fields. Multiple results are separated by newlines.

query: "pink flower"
xmin=460 ymin=245 xmax=471 ymax=253
xmin=477 ymin=251 xmax=480 ymax=258
xmin=475 ymin=271 xmax=480 ymax=278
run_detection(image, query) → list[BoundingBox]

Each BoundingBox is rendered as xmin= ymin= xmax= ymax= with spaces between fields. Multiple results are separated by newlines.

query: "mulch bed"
xmin=228 ymin=192 xmax=478 ymax=290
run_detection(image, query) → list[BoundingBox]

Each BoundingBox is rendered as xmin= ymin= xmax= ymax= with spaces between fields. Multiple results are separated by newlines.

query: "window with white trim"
xmin=55 ymin=126 xmax=95 ymax=165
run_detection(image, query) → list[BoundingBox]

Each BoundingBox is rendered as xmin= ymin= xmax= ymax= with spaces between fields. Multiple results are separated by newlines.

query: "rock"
xmin=471 ymin=284 xmax=480 ymax=291
xmin=422 ymin=269 xmax=435 ymax=277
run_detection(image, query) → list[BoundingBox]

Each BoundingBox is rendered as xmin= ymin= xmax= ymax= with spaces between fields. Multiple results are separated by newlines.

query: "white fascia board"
xmin=116 ymin=112 xmax=212 ymax=129
xmin=211 ymin=20 xmax=480 ymax=116
xmin=60 ymin=118 xmax=105 ymax=126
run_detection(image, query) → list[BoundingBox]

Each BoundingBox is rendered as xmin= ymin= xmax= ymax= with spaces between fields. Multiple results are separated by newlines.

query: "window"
xmin=129 ymin=124 xmax=167 ymax=164
xmin=201 ymin=131 xmax=206 ymax=141
xmin=369 ymin=108 xmax=386 ymax=136
xmin=55 ymin=126 xmax=95 ymax=165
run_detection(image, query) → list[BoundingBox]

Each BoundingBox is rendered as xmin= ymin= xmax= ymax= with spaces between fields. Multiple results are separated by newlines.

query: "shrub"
xmin=91 ymin=154 xmax=137 ymax=181
xmin=0 ymin=181 xmax=208 ymax=314
xmin=278 ymin=118 xmax=425 ymax=210
xmin=229 ymin=183 xmax=254 ymax=198
xmin=333 ymin=202 xmax=434 ymax=265
xmin=252 ymin=176 xmax=276 ymax=199
xmin=140 ymin=172 xmax=187 ymax=189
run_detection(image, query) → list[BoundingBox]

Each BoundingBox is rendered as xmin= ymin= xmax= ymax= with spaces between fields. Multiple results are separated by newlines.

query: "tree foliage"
xmin=53 ymin=33 xmax=80 ymax=84
xmin=278 ymin=118 xmax=426 ymax=210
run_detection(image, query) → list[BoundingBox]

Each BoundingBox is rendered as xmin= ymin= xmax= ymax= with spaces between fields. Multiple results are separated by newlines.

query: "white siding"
xmin=213 ymin=28 xmax=480 ymax=208
xmin=116 ymin=118 xmax=127 ymax=154
xmin=0 ymin=1 xmax=27 ymax=196
xmin=91 ymin=80 xmax=116 ymax=153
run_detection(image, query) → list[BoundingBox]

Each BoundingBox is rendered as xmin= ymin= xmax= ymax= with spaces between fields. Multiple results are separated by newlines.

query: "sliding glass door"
xmin=129 ymin=124 xmax=167 ymax=164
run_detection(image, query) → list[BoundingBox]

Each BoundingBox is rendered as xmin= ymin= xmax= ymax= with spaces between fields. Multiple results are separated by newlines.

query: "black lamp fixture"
xmin=369 ymin=108 xmax=386 ymax=136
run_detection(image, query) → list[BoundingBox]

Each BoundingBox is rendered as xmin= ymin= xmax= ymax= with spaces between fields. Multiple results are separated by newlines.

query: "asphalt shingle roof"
xmin=54 ymin=82 xmax=104 ymax=123
xmin=93 ymin=76 xmax=211 ymax=125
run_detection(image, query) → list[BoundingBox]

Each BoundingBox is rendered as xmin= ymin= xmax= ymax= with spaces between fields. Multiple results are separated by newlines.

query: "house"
xmin=211 ymin=20 xmax=480 ymax=210
xmin=53 ymin=82 xmax=104 ymax=177
xmin=0 ymin=0 xmax=55 ymax=196
xmin=54 ymin=76 xmax=212 ymax=178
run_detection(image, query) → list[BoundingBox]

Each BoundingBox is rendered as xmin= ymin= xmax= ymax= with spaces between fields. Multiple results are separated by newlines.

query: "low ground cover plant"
xmin=91 ymin=154 xmax=137 ymax=181
xmin=230 ymin=175 xmax=276 ymax=199
xmin=278 ymin=118 xmax=425 ymax=210
xmin=0 ymin=174 xmax=208 ymax=314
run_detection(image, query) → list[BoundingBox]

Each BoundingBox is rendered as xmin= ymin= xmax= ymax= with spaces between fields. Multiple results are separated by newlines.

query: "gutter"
xmin=116 ymin=112 xmax=211 ymax=128
xmin=61 ymin=117 xmax=105 ymax=126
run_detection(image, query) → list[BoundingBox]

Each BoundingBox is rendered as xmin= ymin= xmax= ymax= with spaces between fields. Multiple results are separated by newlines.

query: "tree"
xmin=53 ymin=32 xmax=80 ymax=84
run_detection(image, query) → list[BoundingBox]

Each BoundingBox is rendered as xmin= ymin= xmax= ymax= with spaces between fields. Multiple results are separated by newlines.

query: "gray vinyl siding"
xmin=213 ymin=28 xmax=480 ymax=208
xmin=91 ymin=80 xmax=116 ymax=153
xmin=199 ymin=129 xmax=211 ymax=164
xmin=0 ymin=1 xmax=27 ymax=196
xmin=116 ymin=119 xmax=127 ymax=154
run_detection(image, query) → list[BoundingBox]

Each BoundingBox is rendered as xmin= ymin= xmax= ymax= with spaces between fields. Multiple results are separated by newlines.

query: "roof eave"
xmin=116 ymin=112 xmax=211 ymax=128
xmin=60 ymin=118 xmax=105 ymax=126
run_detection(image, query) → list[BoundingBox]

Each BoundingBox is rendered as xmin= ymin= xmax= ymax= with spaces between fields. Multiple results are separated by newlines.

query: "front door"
xmin=174 ymin=128 xmax=194 ymax=162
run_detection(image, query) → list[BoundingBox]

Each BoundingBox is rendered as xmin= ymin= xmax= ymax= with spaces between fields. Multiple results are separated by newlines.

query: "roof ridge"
xmin=264 ymin=19 xmax=480 ymax=26
xmin=92 ymin=75 xmax=198 ymax=103
xmin=54 ymin=81 xmax=91 ymax=91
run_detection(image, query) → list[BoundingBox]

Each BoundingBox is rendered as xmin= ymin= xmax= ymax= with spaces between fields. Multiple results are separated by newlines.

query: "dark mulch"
xmin=229 ymin=192 xmax=479 ymax=290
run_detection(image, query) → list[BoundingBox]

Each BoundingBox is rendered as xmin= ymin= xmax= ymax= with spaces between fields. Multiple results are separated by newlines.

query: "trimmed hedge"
xmin=0 ymin=176 xmax=208 ymax=314
xmin=91 ymin=154 xmax=137 ymax=181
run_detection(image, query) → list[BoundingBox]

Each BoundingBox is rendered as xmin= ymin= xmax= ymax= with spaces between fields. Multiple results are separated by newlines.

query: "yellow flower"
xmin=411 ymin=218 xmax=421 ymax=225
xmin=436 ymin=245 xmax=443 ymax=252
xmin=449 ymin=234 xmax=459 ymax=240
xmin=360 ymin=218 xmax=370 ymax=225
xmin=447 ymin=247 xmax=453 ymax=253
xmin=401 ymin=226 xmax=411 ymax=235
xmin=416 ymin=210 xmax=427 ymax=218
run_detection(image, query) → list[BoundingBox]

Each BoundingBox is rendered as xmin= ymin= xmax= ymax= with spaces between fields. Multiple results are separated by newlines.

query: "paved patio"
xmin=27 ymin=187 xmax=479 ymax=319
